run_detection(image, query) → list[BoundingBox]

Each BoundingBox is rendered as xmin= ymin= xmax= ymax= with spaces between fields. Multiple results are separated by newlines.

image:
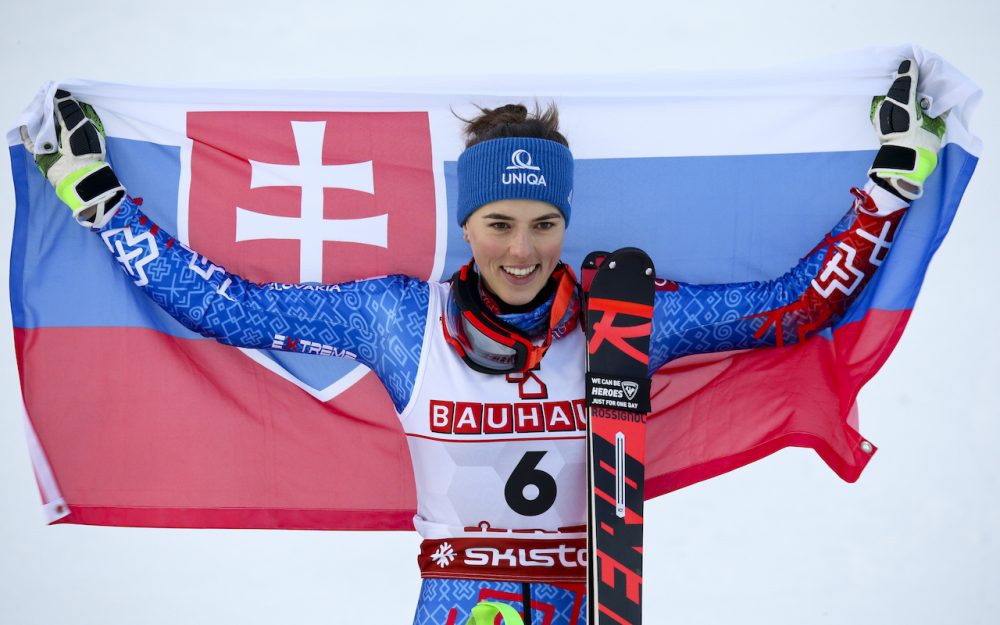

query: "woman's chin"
xmin=485 ymin=266 xmax=544 ymax=306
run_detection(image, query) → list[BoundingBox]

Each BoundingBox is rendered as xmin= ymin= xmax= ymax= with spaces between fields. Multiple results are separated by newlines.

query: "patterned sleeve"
xmin=97 ymin=197 xmax=429 ymax=411
xmin=649 ymin=184 xmax=908 ymax=372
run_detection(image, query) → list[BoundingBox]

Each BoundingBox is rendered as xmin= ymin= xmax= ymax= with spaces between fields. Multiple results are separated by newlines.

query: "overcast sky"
xmin=1 ymin=1 xmax=997 ymax=624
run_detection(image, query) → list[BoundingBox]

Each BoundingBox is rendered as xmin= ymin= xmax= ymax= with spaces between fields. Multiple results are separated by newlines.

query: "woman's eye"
xmin=489 ymin=222 xmax=510 ymax=231
xmin=535 ymin=222 xmax=555 ymax=230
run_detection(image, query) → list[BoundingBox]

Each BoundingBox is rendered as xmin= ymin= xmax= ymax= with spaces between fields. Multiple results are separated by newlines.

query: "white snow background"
xmin=1 ymin=1 xmax=997 ymax=623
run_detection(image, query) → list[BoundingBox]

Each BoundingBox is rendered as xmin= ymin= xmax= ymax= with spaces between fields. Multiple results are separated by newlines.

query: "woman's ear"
xmin=462 ymin=224 xmax=469 ymax=243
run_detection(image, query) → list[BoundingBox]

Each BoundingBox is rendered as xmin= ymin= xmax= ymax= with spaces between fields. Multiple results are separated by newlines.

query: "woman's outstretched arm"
xmin=23 ymin=91 xmax=429 ymax=412
xmin=649 ymin=59 xmax=946 ymax=371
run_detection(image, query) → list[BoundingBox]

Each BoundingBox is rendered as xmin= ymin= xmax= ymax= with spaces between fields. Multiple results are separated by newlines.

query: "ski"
xmin=582 ymin=248 xmax=655 ymax=625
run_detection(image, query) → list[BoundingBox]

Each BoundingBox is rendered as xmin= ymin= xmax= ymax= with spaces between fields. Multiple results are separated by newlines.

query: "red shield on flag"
xmin=186 ymin=111 xmax=437 ymax=284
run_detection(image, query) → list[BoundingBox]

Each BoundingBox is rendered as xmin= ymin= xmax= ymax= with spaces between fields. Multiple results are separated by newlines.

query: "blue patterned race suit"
xmin=94 ymin=182 xmax=907 ymax=625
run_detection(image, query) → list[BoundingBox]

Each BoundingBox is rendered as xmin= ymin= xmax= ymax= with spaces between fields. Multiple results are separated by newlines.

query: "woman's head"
xmin=456 ymin=103 xmax=573 ymax=305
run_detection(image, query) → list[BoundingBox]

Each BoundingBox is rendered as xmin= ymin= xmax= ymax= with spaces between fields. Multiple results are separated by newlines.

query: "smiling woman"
xmin=455 ymin=105 xmax=575 ymax=310
xmin=17 ymin=62 xmax=949 ymax=625
xmin=462 ymin=199 xmax=565 ymax=307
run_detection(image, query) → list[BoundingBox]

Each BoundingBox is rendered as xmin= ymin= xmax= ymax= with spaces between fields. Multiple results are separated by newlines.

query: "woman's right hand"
xmin=19 ymin=89 xmax=125 ymax=229
xmin=868 ymin=59 xmax=947 ymax=202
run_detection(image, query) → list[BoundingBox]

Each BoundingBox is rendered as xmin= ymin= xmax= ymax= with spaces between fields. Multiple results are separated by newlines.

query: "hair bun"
xmin=465 ymin=104 xmax=528 ymax=135
xmin=460 ymin=102 xmax=568 ymax=149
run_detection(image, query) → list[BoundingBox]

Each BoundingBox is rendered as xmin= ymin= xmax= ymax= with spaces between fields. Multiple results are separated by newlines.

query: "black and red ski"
xmin=581 ymin=248 xmax=655 ymax=625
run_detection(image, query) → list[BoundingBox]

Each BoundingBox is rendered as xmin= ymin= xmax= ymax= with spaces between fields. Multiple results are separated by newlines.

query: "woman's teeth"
xmin=503 ymin=265 xmax=537 ymax=277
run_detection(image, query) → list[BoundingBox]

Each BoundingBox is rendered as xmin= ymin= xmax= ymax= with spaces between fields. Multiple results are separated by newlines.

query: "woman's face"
xmin=463 ymin=199 xmax=566 ymax=307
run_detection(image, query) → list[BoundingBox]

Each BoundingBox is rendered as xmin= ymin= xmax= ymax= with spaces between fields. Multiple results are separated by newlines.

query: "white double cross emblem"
xmin=235 ymin=120 xmax=388 ymax=283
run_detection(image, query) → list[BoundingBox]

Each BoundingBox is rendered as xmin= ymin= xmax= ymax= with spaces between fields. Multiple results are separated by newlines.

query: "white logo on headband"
xmin=502 ymin=149 xmax=547 ymax=186
xmin=506 ymin=149 xmax=541 ymax=171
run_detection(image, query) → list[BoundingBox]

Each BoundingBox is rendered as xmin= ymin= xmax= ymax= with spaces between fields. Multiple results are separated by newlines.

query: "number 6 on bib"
xmin=582 ymin=248 xmax=655 ymax=625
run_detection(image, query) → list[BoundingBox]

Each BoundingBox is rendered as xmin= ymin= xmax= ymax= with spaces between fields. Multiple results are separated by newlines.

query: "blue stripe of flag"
xmin=10 ymin=141 xmax=975 ymax=333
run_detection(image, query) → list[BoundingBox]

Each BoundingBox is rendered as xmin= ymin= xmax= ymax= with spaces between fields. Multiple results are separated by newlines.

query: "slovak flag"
xmin=7 ymin=46 xmax=981 ymax=529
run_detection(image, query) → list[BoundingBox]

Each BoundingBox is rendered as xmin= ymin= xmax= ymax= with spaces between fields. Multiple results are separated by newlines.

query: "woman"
xmin=25 ymin=60 xmax=942 ymax=625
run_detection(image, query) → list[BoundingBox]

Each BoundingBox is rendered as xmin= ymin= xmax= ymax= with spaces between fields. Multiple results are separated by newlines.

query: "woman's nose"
xmin=508 ymin=228 xmax=532 ymax=258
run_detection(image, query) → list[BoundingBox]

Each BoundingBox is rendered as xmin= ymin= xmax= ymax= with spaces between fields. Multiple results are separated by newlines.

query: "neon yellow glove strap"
xmin=466 ymin=601 xmax=525 ymax=625
xmin=54 ymin=162 xmax=105 ymax=212
xmin=877 ymin=146 xmax=938 ymax=186
xmin=909 ymin=147 xmax=939 ymax=184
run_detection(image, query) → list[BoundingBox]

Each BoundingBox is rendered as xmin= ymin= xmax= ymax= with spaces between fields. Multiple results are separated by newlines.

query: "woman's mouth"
xmin=501 ymin=264 xmax=540 ymax=282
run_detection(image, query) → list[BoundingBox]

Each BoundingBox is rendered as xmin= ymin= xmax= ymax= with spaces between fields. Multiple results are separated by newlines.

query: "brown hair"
xmin=459 ymin=102 xmax=568 ymax=149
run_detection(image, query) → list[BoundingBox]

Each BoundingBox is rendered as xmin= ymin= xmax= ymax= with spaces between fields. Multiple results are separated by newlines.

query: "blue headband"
xmin=456 ymin=137 xmax=574 ymax=226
